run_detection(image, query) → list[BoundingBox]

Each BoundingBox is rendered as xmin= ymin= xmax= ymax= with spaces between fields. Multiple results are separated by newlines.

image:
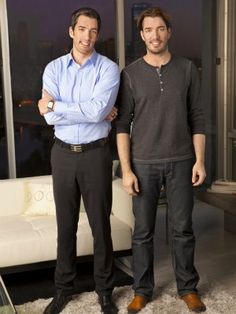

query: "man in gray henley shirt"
xmin=116 ymin=7 xmax=206 ymax=314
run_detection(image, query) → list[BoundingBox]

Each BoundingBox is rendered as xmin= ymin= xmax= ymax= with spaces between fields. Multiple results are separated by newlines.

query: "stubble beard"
xmin=147 ymin=43 xmax=168 ymax=56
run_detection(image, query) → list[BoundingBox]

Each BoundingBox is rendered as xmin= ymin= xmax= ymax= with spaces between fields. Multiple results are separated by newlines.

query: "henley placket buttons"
xmin=157 ymin=70 xmax=164 ymax=92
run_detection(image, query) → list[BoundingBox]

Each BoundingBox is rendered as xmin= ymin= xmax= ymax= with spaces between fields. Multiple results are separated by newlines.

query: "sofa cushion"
xmin=0 ymin=216 xmax=47 ymax=267
xmin=0 ymin=213 xmax=132 ymax=268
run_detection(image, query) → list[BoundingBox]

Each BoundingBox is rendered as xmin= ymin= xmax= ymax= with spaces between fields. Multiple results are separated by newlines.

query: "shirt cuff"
xmin=54 ymin=101 xmax=67 ymax=114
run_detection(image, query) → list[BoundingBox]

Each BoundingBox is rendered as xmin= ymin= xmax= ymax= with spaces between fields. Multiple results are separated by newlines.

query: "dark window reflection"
xmin=234 ymin=80 xmax=236 ymax=130
xmin=233 ymin=140 xmax=236 ymax=181
xmin=124 ymin=0 xmax=202 ymax=68
xmin=6 ymin=0 xmax=116 ymax=177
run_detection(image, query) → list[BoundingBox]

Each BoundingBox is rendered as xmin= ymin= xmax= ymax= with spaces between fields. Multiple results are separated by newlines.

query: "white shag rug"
xmin=16 ymin=282 xmax=236 ymax=314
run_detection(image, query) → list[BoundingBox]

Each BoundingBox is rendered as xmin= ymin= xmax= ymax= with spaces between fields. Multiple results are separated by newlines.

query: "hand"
xmin=105 ymin=106 xmax=118 ymax=121
xmin=38 ymin=89 xmax=54 ymax=116
xmin=122 ymin=171 xmax=139 ymax=196
xmin=192 ymin=161 xmax=206 ymax=186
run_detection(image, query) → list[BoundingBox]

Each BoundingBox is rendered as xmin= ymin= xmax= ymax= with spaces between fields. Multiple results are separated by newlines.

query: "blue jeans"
xmin=132 ymin=159 xmax=199 ymax=298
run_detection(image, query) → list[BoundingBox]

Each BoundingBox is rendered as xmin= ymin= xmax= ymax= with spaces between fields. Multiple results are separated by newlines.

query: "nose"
xmin=154 ymin=29 xmax=161 ymax=37
xmin=84 ymin=29 xmax=91 ymax=40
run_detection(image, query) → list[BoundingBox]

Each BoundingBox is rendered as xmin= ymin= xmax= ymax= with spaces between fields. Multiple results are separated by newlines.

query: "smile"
xmin=80 ymin=41 xmax=90 ymax=47
xmin=151 ymin=41 xmax=162 ymax=47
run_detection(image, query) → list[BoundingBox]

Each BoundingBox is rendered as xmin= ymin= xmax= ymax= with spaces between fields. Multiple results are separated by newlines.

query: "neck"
xmin=144 ymin=51 xmax=171 ymax=68
xmin=72 ymin=49 xmax=94 ymax=65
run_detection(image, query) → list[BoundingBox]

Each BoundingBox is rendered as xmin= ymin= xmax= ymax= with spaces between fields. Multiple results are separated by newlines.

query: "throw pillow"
xmin=24 ymin=182 xmax=56 ymax=216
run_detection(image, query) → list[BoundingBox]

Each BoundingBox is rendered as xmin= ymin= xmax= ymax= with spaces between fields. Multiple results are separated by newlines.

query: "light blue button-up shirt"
xmin=43 ymin=50 xmax=120 ymax=144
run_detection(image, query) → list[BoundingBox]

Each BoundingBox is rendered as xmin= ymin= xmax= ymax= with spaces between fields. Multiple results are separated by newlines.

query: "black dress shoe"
xmin=43 ymin=291 xmax=72 ymax=314
xmin=99 ymin=294 xmax=118 ymax=314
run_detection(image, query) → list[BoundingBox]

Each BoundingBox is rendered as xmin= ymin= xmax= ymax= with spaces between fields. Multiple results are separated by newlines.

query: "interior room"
xmin=0 ymin=0 xmax=236 ymax=313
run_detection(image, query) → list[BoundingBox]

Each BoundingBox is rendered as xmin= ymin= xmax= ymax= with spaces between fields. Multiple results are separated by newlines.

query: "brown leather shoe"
xmin=127 ymin=295 xmax=149 ymax=313
xmin=181 ymin=293 xmax=206 ymax=312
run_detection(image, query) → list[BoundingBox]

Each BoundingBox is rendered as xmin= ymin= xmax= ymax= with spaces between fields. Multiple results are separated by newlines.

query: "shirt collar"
xmin=67 ymin=50 xmax=98 ymax=68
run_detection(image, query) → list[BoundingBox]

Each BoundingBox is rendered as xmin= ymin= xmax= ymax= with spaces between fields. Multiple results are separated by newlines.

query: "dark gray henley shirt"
xmin=115 ymin=56 xmax=205 ymax=164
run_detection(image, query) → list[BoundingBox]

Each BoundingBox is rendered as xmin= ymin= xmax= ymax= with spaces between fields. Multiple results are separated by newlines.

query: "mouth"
xmin=80 ymin=41 xmax=90 ymax=47
xmin=151 ymin=40 xmax=162 ymax=47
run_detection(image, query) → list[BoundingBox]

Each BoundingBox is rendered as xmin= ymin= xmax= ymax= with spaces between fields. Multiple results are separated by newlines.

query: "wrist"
xmin=195 ymin=158 xmax=205 ymax=164
xmin=122 ymin=169 xmax=133 ymax=177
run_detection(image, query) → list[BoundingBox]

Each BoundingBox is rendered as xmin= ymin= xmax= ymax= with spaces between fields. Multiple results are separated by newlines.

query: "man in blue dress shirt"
xmin=38 ymin=7 xmax=120 ymax=314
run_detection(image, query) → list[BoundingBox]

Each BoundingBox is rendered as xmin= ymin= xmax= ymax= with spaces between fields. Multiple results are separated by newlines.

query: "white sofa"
xmin=0 ymin=175 xmax=134 ymax=274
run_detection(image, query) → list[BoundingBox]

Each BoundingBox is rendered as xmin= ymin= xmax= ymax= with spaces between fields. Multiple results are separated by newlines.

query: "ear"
xmin=140 ymin=30 xmax=145 ymax=42
xmin=69 ymin=26 xmax=74 ymax=39
xmin=167 ymin=28 xmax=171 ymax=40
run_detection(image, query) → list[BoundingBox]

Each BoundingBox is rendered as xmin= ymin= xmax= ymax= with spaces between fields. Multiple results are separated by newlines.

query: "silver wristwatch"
xmin=47 ymin=100 xmax=54 ymax=111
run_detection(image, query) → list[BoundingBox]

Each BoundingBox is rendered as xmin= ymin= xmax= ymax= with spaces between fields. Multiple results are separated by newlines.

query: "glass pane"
xmin=233 ymin=5 xmax=236 ymax=181
xmin=234 ymin=49 xmax=236 ymax=130
xmin=233 ymin=139 xmax=236 ymax=181
xmin=124 ymin=0 xmax=202 ymax=67
xmin=0 ymin=57 xmax=8 ymax=179
xmin=234 ymin=102 xmax=236 ymax=130
xmin=6 ymin=0 xmax=116 ymax=177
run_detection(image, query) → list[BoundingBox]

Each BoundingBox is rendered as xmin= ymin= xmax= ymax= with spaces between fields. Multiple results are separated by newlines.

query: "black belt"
xmin=55 ymin=137 xmax=108 ymax=152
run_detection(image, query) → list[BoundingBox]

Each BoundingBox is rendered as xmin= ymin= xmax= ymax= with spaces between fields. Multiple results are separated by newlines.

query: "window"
xmin=124 ymin=0 xmax=201 ymax=67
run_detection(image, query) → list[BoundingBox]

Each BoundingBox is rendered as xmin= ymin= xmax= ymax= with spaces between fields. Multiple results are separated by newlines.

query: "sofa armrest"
xmin=112 ymin=178 xmax=134 ymax=230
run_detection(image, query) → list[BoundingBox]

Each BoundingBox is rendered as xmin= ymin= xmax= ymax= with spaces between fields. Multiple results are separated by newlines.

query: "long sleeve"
xmin=116 ymin=70 xmax=134 ymax=134
xmin=187 ymin=62 xmax=205 ymax=135
xmin=40 ymin=52 xmax=120 ymax=144
xmin=43 ymin=59 xmax=120 ymax=125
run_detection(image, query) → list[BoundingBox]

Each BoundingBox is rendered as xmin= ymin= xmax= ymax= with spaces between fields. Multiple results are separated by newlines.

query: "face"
xmin=69 ymin=15 xmax=99 ymax=57
xmin=140 ymin=16 xmax=171 ymax=56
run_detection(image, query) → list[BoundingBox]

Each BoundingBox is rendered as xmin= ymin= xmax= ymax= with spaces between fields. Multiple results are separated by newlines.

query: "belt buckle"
xmin=70 ymin=144 xmax=82 ymax=152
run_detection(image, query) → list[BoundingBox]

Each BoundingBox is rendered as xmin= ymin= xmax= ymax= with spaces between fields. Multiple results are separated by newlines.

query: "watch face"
xmin=47 ymin=101 xmax=54 ymax=109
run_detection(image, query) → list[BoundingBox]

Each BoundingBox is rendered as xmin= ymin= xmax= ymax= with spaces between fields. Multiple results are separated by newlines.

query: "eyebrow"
xmin=144 ymin=25 xmax=166 ymax=30
xmin=77 ymin=25 xmax=98 ymax=31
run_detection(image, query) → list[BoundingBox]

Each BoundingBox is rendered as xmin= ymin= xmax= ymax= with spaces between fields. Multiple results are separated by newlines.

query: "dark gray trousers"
xmin=132 ymin=159 xmax=199 ymax=298
xmin=51 ymin=142 xmax=114 ymax=296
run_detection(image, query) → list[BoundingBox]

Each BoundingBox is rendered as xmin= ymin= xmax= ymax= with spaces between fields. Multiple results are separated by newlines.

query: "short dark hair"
xmin=137 ymin=7 xmax=171 ymax=31
xmin=71 ymin=7 xmax=101 ymax=32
